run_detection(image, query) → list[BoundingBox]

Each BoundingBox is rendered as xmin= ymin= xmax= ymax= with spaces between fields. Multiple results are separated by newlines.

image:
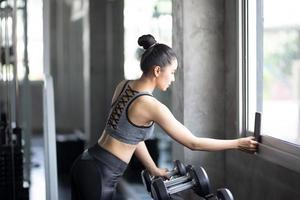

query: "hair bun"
xmin=138 ymin=34 xmax=157 ymax=50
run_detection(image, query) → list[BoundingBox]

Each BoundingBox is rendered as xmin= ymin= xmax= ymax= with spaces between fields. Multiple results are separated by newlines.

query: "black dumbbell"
xmin=141 ymin=170 xmax=156 ymax=194
xmin=202 ymin=188 xmax=234 ymax=200
xmin=141 ymin=160 xmax=187 ymax=193
xmin=166 ymin=160 xmax=187 ymax=178
xmin=151 ymin=165 xmax=211 ymax=200
xmin=216 ymin=188 xmax=234 ymax=200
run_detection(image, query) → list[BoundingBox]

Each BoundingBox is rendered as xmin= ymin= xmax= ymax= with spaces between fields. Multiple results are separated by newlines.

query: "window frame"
xmin=237 ymin=0 xmax=300 ymax=173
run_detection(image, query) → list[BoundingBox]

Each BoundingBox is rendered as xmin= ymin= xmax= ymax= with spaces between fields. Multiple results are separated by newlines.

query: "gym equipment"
xmin=123 ymin=139 xmax=159 ymax=183
xmin=0 ymin=113 xmax=7 ymax=145
xmin=151 ymin=165 xmax=211 ymax=200
xmin=0 ymin=144 xmax=29 ymax=200
xmin=204 ymin=188 xmax=234 ymax=200
xmin=216 ymin=188 xmax=234 ymax=200
xmin=0 ymin=0 xmax=31 ymax=199
xmin=141 ymin=160 xmax=186 ymax=193
xmin=56 ymin=132 xmax=85 ymax=174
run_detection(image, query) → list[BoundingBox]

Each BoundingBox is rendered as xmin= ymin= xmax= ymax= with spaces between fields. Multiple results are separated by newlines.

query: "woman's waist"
xmin=97 ymin=131 xmax=137 ymax=164
xmin=87 ymin=143 xmax=128 ymax=172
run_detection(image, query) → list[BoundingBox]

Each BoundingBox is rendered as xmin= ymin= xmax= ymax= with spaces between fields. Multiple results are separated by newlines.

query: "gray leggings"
xmin=70 ymin=144 xmax=128 ymax=200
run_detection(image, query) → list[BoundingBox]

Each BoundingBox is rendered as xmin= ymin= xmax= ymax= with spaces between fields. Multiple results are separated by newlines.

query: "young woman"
xmin=70 ymin=34 xmax=258 ymax=200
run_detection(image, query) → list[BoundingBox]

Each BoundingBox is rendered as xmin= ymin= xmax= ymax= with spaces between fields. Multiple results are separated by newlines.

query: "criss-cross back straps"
xmin=107 ymin=85 xmax=139 ymax=129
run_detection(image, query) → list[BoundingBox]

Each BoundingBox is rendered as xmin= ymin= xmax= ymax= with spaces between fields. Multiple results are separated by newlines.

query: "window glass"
xmin=262 ymin=0 xmax=300 ymax=144
xmin=27 ymin=0 xmax=43 ymax=81
xmin=248 ymin=0 xmax=258 ymax=132
xmin=249 ymin=0 xmax=300 ymax=145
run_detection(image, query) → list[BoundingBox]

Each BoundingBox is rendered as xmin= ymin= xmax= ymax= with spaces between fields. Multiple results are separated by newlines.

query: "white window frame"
xmin=237 ymin=0 xmax=300 ymax=173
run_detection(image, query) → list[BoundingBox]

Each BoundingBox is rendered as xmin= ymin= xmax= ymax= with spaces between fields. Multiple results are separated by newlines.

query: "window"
xmin=27 ymin=0 xmax=43 ymax=81
xmin=239 ymin=0 xmax=300 ymax=172
xmin=0 ymin=0 xmax=43 ymax=82
xmin=123 ymin=0 xmax=172 ymax=80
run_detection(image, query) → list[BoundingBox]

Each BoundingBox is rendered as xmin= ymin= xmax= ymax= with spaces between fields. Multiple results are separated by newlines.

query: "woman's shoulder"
xmin=114 ymin=80 xmax=130 ymax=92
xmin=111 ymin=80 xmax=130 ymax=103
xmin=116 ymin=79 xmax=129 ymax=88
xmin=131 ymin=94 xmax=161 ymax=112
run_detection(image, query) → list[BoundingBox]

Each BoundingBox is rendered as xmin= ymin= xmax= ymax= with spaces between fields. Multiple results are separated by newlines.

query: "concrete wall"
xmin=29 ymin=0 xmax=124 ymax=143
xmin=172 ymin=0 xmax=226 ymax=194
xmin=172 ymin=0 xmax=300 ymax=199
xmin=25 ymin=0 xmax=86 ymax=134
xmin=50 ymin=1 xmax=84 ymax=133
xmin=86 ymin=0 xmax=124 ymax=146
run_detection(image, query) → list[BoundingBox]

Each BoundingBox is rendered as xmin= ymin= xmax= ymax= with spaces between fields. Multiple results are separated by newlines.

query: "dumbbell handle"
xmin=164 ymin=175 xmax=190 ymax=187
xmin=166 ymin=171 xmax=175 ymax=178
xmin=166 ymin=167 xmax=179 ymax=178
xmin=168 ymin=180 xmax=195 ymax=194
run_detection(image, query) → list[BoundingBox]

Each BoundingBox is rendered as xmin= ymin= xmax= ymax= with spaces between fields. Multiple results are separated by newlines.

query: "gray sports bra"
xmin=104 ymin=80 xmax=155 ymax=145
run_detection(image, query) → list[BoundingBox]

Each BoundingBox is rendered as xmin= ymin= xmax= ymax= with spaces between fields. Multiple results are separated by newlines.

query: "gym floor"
xmin=29 ymin=135 xmax=162 ymax=200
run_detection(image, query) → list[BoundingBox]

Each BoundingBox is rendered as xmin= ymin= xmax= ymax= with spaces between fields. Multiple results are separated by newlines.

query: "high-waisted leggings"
xmin=70 ymin=144 xmax=128 ymax=200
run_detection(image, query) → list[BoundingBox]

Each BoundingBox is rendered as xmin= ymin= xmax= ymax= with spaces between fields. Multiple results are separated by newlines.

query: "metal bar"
xmin=4 ymin=3 xmax=13 ymax=132
xmin=0 ymin=3 xmax=3 ymax=107
xmin=256 ymin=0 xmax=263 ymax=113
xmin=21 ymin=0 xmax=31 ymax=183
xmin=23 ymin=0 xmax=28 ymax=74
xmin=237 ymin=0 xmax=250 ymax=137
xmin=43 ymin=0 xmax=59 ymax=198
xmin=43 ymin=75 xmax=59 ymax=200
xmin=243 ymin=0 xmax=249 ymax=135
xmin=5 ymin=2 xmax=16 ymax=199
xmin=12 ymin=0 xmax=18 ymax=127
xmin=168 ymin=181 xmax=193 ymax=194
xmin=82 ymin=0 xmax=90 ymax=146
xmin=164 ymin=176 xmax=190 ymax=188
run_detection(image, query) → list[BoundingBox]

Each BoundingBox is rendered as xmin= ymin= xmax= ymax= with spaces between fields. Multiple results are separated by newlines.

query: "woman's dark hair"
xmin=138 ymin=34 xmax=177 ymax=74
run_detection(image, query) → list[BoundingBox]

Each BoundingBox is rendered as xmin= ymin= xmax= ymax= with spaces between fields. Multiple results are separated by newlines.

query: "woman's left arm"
xmin=134 ymin=141 xmax=167 ymax=177
xmin=145 ymin=99 xmax=258 ymax=152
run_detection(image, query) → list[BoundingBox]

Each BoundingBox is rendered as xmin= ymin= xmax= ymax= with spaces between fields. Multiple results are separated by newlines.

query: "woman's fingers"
xmin=238 ymin=136 xmax=259 ymax=153
xmin=239 ymin=146 xmax=256 ymax=154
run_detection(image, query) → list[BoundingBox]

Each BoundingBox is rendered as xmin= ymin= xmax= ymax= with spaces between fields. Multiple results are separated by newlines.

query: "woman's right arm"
xmin=144 ymin=97 xmax=257 ymax=152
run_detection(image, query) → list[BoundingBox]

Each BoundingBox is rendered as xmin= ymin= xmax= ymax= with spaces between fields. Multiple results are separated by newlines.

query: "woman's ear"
xmin=153 ymin=65 xmax=161 ymax=77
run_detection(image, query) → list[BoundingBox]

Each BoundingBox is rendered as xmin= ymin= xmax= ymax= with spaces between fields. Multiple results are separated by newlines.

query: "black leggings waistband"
xmin=71 ymin=143 xmax=128 ymax=200
xmin=88 ymin=143 xmax=128 ymax=172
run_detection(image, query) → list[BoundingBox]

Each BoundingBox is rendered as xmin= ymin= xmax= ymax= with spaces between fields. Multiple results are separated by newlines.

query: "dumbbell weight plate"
xmin=216 ymin=188 xmax=234 ymax=200
xmin=141 ymin=170 xmax=152 ymax=192
xmin=188 ymin=166 xmax=210 ymax=197
xmin=151 ymin=177 xmax=171 ymax=200
xmin=174 ymin=160 xmax=186 ymax=176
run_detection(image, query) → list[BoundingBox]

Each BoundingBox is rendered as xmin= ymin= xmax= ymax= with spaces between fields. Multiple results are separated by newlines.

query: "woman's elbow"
xmin=186 ymin=141 xmax=202 ymax=151
xmin=187 ymin=137 xmax=209 ymax=151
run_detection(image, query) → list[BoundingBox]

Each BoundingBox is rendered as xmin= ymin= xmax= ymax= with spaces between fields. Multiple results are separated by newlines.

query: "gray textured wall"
xmin=172 ymin=0 xmax=226 ymax=194
xmin=29 ymin=0 xmax=124 ymax=144
xmin=87 ymin=0 xmax=124 ymax=145
xmin=28 ymin=1 xmax=84 ymax=133
xmin=49 ymin=0 xmax=84 ymax=133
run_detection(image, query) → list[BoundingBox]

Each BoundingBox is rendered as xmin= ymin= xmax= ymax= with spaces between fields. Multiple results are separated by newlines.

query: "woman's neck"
xmin=131 ymin=75 xmax=156 ymax=93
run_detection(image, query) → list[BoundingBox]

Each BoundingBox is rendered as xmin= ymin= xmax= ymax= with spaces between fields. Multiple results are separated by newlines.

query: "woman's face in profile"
xmin=156 ymin=59 xmax=178 ymax=91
